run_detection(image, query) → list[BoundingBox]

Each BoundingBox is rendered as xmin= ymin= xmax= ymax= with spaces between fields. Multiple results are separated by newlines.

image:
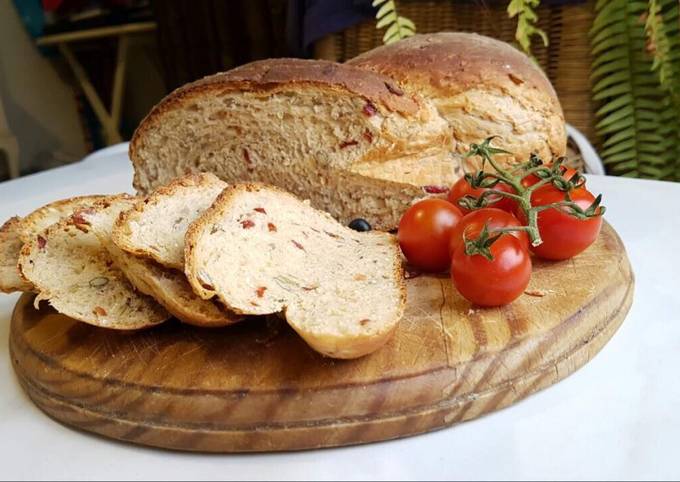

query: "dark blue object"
xmin=348 ymin=218 xmax=372 ymax=232
xmin=12 ymin=0 xmax=45 ymax=37
xmin=287 ymin=0 xmax=374 ymax=57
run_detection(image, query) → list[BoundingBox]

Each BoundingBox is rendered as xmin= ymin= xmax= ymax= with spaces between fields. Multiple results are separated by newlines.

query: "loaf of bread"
xmin=348 ymin=32 xmax=566 ymax=165
xmin=113 ymin=173 xmax=227 ymax=270
xmin=85 ymin=194 xmax=241 ymax=327
xmin=18 ymin=196 xmax=169 ymax=330
xmin=0 ymin=195 xmax=107 ymax=293
xmin=130 ymin=58 xmax=455 ymax=230
xmin=185 ymin=183 xmax=405 ymax=359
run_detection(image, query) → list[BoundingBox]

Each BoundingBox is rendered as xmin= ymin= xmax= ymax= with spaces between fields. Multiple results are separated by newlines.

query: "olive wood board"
xmin=9 ymin=221 xmax=633 ymax=452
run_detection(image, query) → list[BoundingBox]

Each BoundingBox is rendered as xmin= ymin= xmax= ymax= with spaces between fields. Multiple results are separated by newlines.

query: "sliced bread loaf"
xmin=0 ymin=217 xmax=32 ymax=293
xmin=113 ymin=173 xmax=227 ymax=270
xmin=18 ymin=195 xmax=169 ymax=330
xmin=130 ymin=58 xmax=453 ymax=230
xmin=185 ymin=183 xmax=406 ymax=359
xmin=82 ymin=196 xmax=241 ymax=327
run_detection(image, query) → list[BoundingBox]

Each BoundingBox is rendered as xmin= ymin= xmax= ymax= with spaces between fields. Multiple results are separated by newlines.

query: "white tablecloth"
xmin=1 ymin=144 xmax=678 ymax=481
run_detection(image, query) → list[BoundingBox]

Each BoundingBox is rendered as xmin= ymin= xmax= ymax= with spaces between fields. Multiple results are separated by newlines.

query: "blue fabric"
xmin=11 ymin=0 xmax=45 ymax=37
xmin=287 ymin=0 xmax=374 ymax=57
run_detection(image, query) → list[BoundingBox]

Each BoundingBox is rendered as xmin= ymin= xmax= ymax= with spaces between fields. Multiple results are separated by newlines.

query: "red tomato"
xmin=398 ymin=199 xmax=463 ymax=272
xmin=449 ymin=208 xmax=528 ymax=255
xmin=522 ymin=185 xmax=603 ymax=260
xmin=448 ymin=177 xmax=516 ymax=214
xmin=451 ymin=234 xmax=532 ymax=306
xmin=522 ymin=166 xmax=579 ymax=188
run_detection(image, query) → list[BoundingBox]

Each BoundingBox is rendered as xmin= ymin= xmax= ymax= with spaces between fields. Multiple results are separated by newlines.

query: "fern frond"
xmin=507 ymin=0 xmax=548 ymax=56
xmin=645 ymin=0 xmax=678 ymax=98
xmin=373 ymin=0 xmax=415 ymax=45
xmin=590 ymin=0 xmax=671 ymax=179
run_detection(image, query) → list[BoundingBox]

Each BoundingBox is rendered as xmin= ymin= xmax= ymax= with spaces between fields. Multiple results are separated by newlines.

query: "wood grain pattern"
xmin=9 ymin=222 xmax=633 ymax=452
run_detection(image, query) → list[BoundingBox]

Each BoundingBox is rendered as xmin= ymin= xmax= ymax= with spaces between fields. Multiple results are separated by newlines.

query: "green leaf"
xmin=590 ymin=58 xmax=630 ymax=79
xmin=638 ymin=143 xmax=667 ymax=154
xmin=602 ymin=126 xmax=636 ymax=147
xmin=376 ymin=12 xmax=396 ymax=29
xmin=636 ymin=132 xmax=665 ymax=143
xmin=603 ymin=150 xmax=637 ymax=163
xmin=597 ymin=116 xmax=634 ymax=134
xmin=592 ymin=22 xmax=627 ymax=45
xmin=383 ymin=22 xmax=400 ymax=43
xmin=592 ymin=34 xmax=628 ymax=55
xmin=376 ymin=1 xmax=394 ymax=20
xmin=596 ymin=104 xmax=635 ymax=129
xmin=397 ymin=17 xmax=415 ymax=30
xmin=592 ymin=71 xmax=631 ymax=91
xmin=592 ymin=47 xmax=628 ymax=68
xmin=591 ymin=2 xmax=627 ymax=35
xmin=593 ymin=82 xmax=631 ymax=99
xmin=600 ymin=138 xmax=637 ymax=157
xmin=596 ymin=93 xmax=633 ymax=116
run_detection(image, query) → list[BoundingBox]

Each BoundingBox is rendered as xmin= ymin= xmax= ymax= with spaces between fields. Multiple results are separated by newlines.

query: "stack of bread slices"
xmin=1 ymin=175 xmax=405 ymax=359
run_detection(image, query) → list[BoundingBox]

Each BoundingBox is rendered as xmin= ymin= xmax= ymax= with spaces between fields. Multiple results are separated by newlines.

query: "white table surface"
xmin=1 ymin=144 xmax=679 ymax=481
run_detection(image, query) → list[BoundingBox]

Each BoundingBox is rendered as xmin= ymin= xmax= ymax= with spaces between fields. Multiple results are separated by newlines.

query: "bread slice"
xmin=18 ymin=195 xmax=169 ymax=330
xmin=82 ymin=196 xmax=241 ymax=328
xmin=0 ymin=195 xmax=107 ymax=293
xmin=19 ymin=195 xmax=106 ymax=244
xmin=130 ymin=58 xmax=453 ymax=230
xmin=113 ymin=173 xmax=227 ymax=270
xmin=0 ymin=217 xmax=32 ymax=293
xmin=185 ymin=183 xmax=406 ymax=359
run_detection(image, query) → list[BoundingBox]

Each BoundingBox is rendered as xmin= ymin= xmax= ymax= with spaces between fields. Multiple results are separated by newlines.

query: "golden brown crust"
xmin=348 ymin=33 xmax=566 ymax=162
xmin=177 ymin=58 xmax=418 ymax=116
xmin=129 ymin=59 xmax=433 ymax=192
xmin=114 ymin=173 xmax=225 ymax=268
xmin=19 ymin=195 xmax=107 ymax=244
xmin=348 ymin=32 xmax=560 ymax=109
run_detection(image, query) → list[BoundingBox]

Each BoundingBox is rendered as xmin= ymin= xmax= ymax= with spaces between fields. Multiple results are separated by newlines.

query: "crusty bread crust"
xmin=18 ymin=195 xmax=169 ymax=330
xmin=185 ymin=183 xmax=406 ymax=359
xmin=19 ymin=195 xmax=107 ymax=244
xmin=0 ymin=217 xmax=33 ymax=293
xmin=113 ymin=173 xmax=227 ymax=269
xmin=348 ymin=32 xmax=567 ymax=163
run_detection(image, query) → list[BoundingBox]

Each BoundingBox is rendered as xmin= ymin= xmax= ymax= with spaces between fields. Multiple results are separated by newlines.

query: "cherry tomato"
xmin=449 ymin=208 xmax=528 ymax=255
xmin=398 ymin=199 xmax=463 ymax=272
xmin=448 ymin=177 xmax=516 ymax=214
xmin=522 ymin=166 xmax=579 ymax=188
xmin=451 ymin=234 xmax=532 ymax=306
xmin=521 ymin=185 xmax=603 ymax=260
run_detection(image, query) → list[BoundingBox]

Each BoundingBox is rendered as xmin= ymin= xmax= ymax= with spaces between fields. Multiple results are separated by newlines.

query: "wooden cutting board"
xmin=10 ymin=222 xmax=633 ymax=452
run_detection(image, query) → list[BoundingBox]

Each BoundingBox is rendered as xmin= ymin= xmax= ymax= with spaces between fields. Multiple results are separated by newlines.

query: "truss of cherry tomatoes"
xmin=398 ymin=137 xmax=605 ymax=307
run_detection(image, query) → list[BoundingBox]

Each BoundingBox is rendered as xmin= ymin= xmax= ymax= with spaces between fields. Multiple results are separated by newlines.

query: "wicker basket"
xmin=313 ymin=0 xmax=597 ymax=152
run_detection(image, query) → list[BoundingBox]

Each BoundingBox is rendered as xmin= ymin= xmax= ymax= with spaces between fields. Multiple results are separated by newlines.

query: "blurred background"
xmin=0 ymin=0 xmax=678 ymax=182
